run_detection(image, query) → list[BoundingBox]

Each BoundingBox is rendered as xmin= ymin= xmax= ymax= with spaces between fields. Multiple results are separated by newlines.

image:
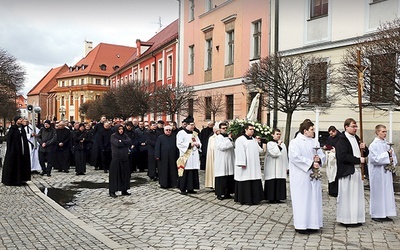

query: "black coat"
xmin=110 ymin=132 xmax=131 ymax=161
xmin=146 ymin=129 xmax=158 ymax=155
xmin=1 ymin=125 xmax=31 ymax=186
xmin=335 ymin=132 xmax=369 ymax=179
xmin=155 ymin=134 xmax=179 ymax=188
xmin=134 ymin=127 xmax=147 ymax=152
xmin=56 ymin=128 xmax=71 ymax=151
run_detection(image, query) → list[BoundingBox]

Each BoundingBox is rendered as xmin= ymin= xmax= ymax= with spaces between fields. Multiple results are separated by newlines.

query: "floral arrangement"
xmin=227 ymin=119 xmax=273 ymax=141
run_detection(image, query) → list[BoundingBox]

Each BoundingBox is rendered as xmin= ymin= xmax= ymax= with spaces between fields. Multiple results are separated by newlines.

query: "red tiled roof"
xmin=27 ymin=64 xmax=69 ymax=95
xmin=119 ymin=19 xmax=178 ymax=69
xmin=56 ymin=43 xmax=136 ymax=79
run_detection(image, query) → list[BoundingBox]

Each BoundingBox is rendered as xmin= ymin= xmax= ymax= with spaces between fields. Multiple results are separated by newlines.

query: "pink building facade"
xmin=178 ymin=0 xmax=270 ymax=127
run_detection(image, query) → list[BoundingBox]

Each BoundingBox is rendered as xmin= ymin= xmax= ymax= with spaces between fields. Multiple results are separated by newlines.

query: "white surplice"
xmin=288 ymin=133 xmax=325 ymax=230
xmin=214 ymin=134 xmax=235 ymax=177
xmin=176 ymin=130 xmax=201 ymax=170
xmin=264 ymin=141 xmax=288 ymax=180
xmin=25 ymin=124 xmax=41 ymax=172
xmin=368 ymin=137 xmax=397 ymax=218
xmin=234 ymin=135 xmax=263 ymax=181
xmin=337 ymin=132 xmax=365 ymax=224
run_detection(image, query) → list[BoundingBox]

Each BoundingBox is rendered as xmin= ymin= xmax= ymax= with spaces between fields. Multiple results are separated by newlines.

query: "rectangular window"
xmin=308 ymin=62 xmax=328 ymax=104
xmin=252 ymin=20 xmax=261 ymax=59
xmin=205 ymin=96 xmax=212 ymax=120
xmin=189 ymin=0 xmax=195 ymax=21
xmin=139 ymin=69 xmax=143 ymax=81
xmin=95 ymin=79 xmax=101 ymax=85
xmin=151 ymin=63 xmax=155 ymax=82
xmin=145 ymin=66 xmax=150 ymax=81
xmin=71 ymin=79 xmax=74 ymax=86
xmin=370 ymin=53 xmax=396 ymax=103
xmin=81 ymin=78 xmax=84 ymax=85
xmin=158 ymin=60 xmax=163 ymax=80
xmin=205 ymin=0 xmax=212 ymax=12
xmin=189 ymin=45 xmax=195 ymax=74
xmin=310 ymin=0 xmax=328 ymax=18
xmin=95 ymin=94 xmax=100 ymax=100
xmin=80 ymin=95 xmax=84 ymax=104
xmin=62 ymin=81 xmax=65 ymax=87
xmin=227 ymin=30 xmax=234 ymax=65
xmin=226 ymin=95 xmax=234 ymax=120
xmin=61 ymin=96 xmax=65 ymax=106
xmin=134 ymin=71 xmax=138 ymax=81
xmin=206 ymin=39 xmax=213 ymax=70
xmin=70 ymin=95 xmax=74 ymax=106
xmin=167 ymin=55 xmax=173 ymax=77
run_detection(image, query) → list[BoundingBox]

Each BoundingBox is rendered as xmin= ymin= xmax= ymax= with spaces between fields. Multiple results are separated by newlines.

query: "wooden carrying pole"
xmin=356 ymin=50 xmax=366 ymax=180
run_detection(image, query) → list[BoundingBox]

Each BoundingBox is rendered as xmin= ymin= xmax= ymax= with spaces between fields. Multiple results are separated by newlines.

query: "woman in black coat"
xmin=109 ymin=125 xmax=132 ymax=198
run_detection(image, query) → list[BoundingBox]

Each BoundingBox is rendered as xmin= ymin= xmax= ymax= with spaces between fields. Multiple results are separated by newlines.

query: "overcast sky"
xmin=0 ymin=0 xmax=179 ymax=95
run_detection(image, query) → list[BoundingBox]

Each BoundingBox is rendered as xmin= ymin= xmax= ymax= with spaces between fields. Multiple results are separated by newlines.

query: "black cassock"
xmin=109 ymin=131 xmax=131 ymax=194
xmin=155 ymin=134 xmax=179 ymax=188
xmin=1 ymin=125 xmax=31 ymax=186
xmin=73 ymin=130 xmax=88 ymax=174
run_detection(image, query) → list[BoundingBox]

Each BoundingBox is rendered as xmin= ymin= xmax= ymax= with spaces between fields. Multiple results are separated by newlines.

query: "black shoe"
xmin=104 ymin=170 xmax=108 ymax=173
xmin=295 ymin=229 xmax=309 ymax=234
xmin=341 ymin=223 xmax=363 ymax=227
xmin=217 ymin=196 xmax=224 ymax=200
xmin=225 ymin=195 xmax=233 ymax=199
xmin=152 ymin=177 xmax=158 ymax=181
xmin=40 ymin=172 xmax=46 ymax=176
xmin=46 ymin=173 xmax=51 ymax=177
xmin=109 ymin=193 xmax=117 ymax=198
xmin=384 ymin=217 xmax=394 ymax=221
xmin=180 ymin=191 xmax=187 ymax=195
xmin=58 ymin=170 xmax=63 ymax=172
xmin=372 ymin=218 xmax=386 ymax=222
xmin=187 ymin=190 xmax=197 ymax=194
xmin=64 ymin=170 xmax=69 ymax=173
xmin=307 ymin=229 xmax=319 ymax=234
xmin=121 ymin=191 xmax=131 ymax=196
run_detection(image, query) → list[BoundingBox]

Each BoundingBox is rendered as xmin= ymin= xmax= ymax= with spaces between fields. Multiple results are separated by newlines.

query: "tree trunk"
xmin=284 ymin=111 xmax=293 ymax=147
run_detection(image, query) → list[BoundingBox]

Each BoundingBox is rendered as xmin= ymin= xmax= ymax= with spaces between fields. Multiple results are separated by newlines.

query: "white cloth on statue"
xmin=234 ymin=135 xmax=263 ymax=181
xmin=25 ymin=125 xmax=41 ymax=172
xmin=264 ymin=141 xmax=288 ymax=180
xmin=324 ymin=151 xmax=337 ymax=183
xmin=204 ymin=134 xmax=216 ymax=188
xmin=337 ymin=132 xmax=365 ymax=224
xmin=176 ymin=130 xmax=201 ymax=170
xmin=288 ymin=133 xmax=325 ymax=230
xmin=368 ymin=137 xmax=397 ymax=218
xmin=214 ymin=134 xmax=235 ymax=177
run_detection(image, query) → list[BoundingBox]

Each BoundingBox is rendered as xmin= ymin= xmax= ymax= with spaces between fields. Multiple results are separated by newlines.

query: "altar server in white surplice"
xmin=289 ymin=120 xmax=325 ymax=234
xmin=368 ymin=124 xmax=397 ymax=222
xmin=214 ymin=122 xmax=235 ymax=200
xmin=23 ymin=119 xmax=41 ymax=173
xmin=234 ymin=123 xmax=264 ymax=205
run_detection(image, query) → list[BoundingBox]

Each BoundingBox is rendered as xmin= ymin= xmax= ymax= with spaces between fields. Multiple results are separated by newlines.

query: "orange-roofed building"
xmin=109 ymin=19 xmax=179 ymax=121
xmin=27 ymin=64 xmax=69 ymax=120
xmin=51 ymin=42 xmax=136 ymax=121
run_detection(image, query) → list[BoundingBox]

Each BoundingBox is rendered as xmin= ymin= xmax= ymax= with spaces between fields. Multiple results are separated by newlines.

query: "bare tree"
xmin=196 ymin=91 xmax=224 ymax=123
xmin=0 ymin=48 xmax=25 ymax=123
xmin=339 ymin=18 xmax=400 ymax=109
xmin=153 ymin=83 xmax=196 ymax=121
xmin=244 ymin=53 xmax=337 ymax=145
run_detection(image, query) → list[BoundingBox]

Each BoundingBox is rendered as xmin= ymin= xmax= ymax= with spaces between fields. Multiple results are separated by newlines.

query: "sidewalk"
xmin=1 ymin=159 xmax=400 ymax=249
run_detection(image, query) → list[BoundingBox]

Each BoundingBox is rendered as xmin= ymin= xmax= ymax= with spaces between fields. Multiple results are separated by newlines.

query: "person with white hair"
xmin=155 ymin=125 xmax=179 ymax=188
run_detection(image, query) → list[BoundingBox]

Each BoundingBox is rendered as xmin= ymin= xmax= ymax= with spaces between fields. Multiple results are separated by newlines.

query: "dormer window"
xmin=113 ymin=65 xmax=120 ymax=70
xmin=81 ymin=64 xmax=87 ymax=70
xmin=69 ymin=66 xmax=74 ymax=72
xmin=75 ymin=65 xmax=80 ymax=71
xmin=100 ymin=64 xmax=107 ymax=71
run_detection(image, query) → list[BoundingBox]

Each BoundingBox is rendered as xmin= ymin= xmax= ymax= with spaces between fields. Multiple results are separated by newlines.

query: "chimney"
xmin=84 ymin=40 xmax=93 ymax=57
xmin=136 ymin=39 xmax=141 ymax=56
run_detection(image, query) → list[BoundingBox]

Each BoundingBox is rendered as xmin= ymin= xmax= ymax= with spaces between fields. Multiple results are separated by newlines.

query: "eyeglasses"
xmin=165 ymin=129 xmax=172 ymax=131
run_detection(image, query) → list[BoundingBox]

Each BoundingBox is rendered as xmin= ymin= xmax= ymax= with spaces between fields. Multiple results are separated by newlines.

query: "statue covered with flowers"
xmin=228 ymin=119 xmax=272 ymax=142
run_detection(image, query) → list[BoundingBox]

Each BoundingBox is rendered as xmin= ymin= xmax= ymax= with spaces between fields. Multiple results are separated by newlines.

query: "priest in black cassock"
xmin=199 ymin=121 xmax=214 ymax=170
xmin=1 ymin=116 xmax=31 ymax=186
xmin=155 ymin=125 xmax=179 ymax=189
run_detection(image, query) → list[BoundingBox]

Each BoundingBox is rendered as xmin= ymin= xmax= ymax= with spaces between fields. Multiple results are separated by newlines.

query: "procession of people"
xmin=1 ymin=113 xmax=398 ymax=235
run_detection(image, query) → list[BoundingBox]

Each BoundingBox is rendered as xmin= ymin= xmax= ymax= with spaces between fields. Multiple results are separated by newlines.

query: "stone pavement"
xmin=1 ymin=161 xmax=400 ymax=249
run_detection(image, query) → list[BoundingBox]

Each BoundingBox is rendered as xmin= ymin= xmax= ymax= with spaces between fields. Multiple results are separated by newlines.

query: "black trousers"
xmin=147 ymin=153 xmax=158 ymax=179
xmin=39 ymin=151 xmax=55 ymax=174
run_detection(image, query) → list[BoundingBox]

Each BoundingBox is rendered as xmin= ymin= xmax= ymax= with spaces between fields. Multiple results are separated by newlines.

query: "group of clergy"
xmin=201 ymin=121 xmax=288 ymax=205
xmin=290 ymin=118 xmax=397 ymax=235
